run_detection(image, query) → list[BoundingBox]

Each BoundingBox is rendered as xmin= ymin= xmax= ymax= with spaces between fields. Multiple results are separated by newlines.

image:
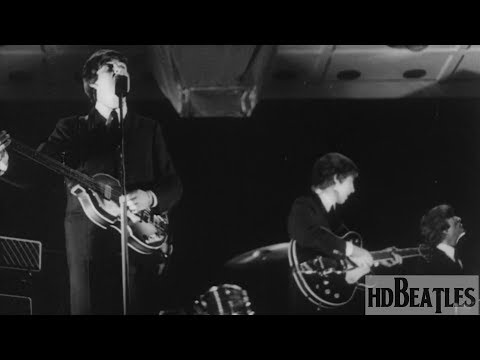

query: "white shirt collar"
xmin=436 ymin=243 xmax=456 ymax=262
xmin=95 ymin=101 xmax=128 ymax=124
xmin=317 ymin=191 xmax=335 ymax=213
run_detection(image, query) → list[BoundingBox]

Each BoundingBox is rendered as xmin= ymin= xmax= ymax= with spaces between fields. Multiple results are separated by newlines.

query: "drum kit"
xmin=158 ymin=242 xmax=289 ymax=315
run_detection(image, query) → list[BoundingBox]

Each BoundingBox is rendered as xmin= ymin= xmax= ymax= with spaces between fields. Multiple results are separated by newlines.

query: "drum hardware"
xmin=225 ymin=243 xmax=289 ymax=268
xmin=158 ymin=284 xmax=255 ymax=315
xmin=193 ymin=284 xmax=255 ymax=315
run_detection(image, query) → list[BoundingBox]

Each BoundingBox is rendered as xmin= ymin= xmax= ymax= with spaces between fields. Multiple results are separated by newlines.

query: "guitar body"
xmin=7 ymin=138 xmax=172 ymax=257
xmin=288 ymin=231 xmax=363 ymax=309
xmin=70 ymin=173 xmax=170 ymax=255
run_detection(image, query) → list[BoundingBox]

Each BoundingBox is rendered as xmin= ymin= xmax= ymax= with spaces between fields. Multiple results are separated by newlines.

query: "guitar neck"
xmin=371 ymin=247 xmax=422 ymax=261
xmin=9 ymin=138 xmax=104 ymax=195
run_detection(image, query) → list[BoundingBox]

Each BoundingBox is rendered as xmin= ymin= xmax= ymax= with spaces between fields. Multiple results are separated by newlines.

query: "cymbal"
xmin=225 ymin=243 xmax=289 ymax=268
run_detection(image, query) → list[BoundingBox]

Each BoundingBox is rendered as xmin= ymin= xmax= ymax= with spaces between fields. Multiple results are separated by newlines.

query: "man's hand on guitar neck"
xmin=376 ymin=247 xmax=403 ymax=268
xmin=0 ymin=130 xmax=11 ymax=176
xmin=348 ymin=245 xmax=402 ymax=269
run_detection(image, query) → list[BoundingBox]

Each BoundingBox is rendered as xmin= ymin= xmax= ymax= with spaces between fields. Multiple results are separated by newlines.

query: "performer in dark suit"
xmin=287 ymin=153 xmax=401 ymax=314
xmin=416 ymin=204 xmax=465 ymax=275
xmin=0 ymin=49 xmax=182 ymax=314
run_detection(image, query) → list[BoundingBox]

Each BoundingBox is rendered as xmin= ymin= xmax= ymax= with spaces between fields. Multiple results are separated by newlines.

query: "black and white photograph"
xmin=0 ymin=45 xmax=479 ymax=315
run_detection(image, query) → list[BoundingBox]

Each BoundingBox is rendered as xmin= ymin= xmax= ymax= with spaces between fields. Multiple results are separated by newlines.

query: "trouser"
xmin=64 ymin=212 xmax=165 ymax=315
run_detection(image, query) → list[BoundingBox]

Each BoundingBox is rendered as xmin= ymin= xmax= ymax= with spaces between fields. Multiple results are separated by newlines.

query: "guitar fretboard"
xmin=9 ymin=139 xmax=121 ymax=201
xmin=371 ymin=247 xmax=422 ymax=261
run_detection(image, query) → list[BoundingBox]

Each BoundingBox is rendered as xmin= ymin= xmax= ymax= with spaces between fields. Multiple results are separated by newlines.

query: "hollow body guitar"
xmin=288 ymin=231 xmax=430 ymax=309
xmin=9 ymin=138 xmax=169 ymax=255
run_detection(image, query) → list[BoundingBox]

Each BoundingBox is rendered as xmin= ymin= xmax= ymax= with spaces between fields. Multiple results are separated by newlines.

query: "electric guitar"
xmin=7 ymin=138 xmax=170 ymax=255
xmin=288 ymin=231 xmax=432 ymax=309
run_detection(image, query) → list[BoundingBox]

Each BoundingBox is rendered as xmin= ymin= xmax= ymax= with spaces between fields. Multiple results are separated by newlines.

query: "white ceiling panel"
xmin=1 ymin=45 xmax=480 ymax=101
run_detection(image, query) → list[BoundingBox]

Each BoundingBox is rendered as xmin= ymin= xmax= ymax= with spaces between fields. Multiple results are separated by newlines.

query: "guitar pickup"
xmin=103 ymin=185 xmax=112 ymax=200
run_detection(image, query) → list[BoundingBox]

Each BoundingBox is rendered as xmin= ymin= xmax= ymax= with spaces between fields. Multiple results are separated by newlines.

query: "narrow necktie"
xmin=109 ymin=110 xmax=119 ymax=129
xmin=108 ymin=110 xmax=121 ymax=143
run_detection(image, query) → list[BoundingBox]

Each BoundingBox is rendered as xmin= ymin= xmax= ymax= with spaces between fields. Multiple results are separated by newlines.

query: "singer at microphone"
xmin=7 ymin=49 xmax=183 ymax=315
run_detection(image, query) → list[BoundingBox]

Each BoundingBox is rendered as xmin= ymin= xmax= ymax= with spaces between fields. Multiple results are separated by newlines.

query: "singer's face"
xmin=89 ymin=60 xmax=130 ymax=109
xmin=444 ymin=216 xmax=465 ymax=247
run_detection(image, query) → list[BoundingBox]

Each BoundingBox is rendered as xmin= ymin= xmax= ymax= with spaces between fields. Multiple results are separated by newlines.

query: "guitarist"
xmin=0 ymin=49 xmax=182 ymax=314
xmin=287 ymin=153 xmax=401 ymax=314
xmin=416 ymin=204 xmax=466 ymax=275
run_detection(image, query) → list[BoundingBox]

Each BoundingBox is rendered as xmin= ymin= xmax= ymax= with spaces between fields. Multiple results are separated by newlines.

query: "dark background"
xmin=1 ymin=97 xmax=480 ymax=314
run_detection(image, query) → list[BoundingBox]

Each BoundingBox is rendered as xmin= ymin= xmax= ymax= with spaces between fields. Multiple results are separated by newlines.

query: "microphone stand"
xmin=116 ymin=76 xmax=130 ymax=315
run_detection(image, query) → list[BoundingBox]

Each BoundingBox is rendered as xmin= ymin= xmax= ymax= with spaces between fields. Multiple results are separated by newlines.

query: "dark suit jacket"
xmin=287 ymin=192 xmax=348 ymax=257
xmin=37 ymin=108 xmax=182 ymax=215
xmin=414 ymin=247 xmax=463 ymax=275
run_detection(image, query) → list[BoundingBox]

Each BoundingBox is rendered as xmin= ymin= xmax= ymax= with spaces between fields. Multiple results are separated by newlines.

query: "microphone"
xmin=115 ymin=75 xmax=129 ymax=97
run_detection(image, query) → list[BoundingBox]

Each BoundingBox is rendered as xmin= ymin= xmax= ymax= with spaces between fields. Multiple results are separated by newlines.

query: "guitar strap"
xmin=71 ymin=114 xmax=90 ymax=169
xmin=318 ymin=225 xmax=340 ymax=238
xmin=60 ymin=114 xmax=88 ymax=189
xmin=337 ymin=222 xmax=351 ymax=236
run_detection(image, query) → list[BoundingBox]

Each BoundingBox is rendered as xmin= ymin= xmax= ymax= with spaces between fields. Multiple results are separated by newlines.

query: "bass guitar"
xmin=8 ymin=138 xmax=169 ymax=255
xmin=288 ymin=231 xmax=431 ymax=309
